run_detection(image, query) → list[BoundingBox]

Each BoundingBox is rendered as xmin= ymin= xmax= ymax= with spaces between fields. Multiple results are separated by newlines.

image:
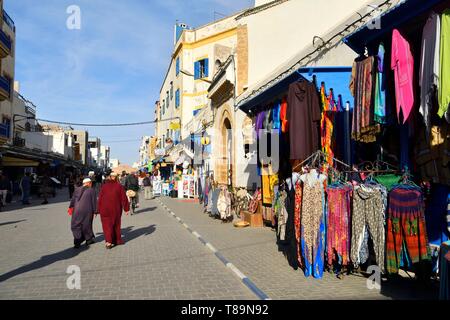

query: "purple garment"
xmin=70 ymin=186 xmax=96 ymax=241
xmin=256 ymin=111 xmax=266 ymax=139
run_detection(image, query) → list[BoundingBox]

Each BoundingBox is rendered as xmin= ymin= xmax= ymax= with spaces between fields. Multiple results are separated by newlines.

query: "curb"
xmin=157 ymin=198 xmax=270 ymax=301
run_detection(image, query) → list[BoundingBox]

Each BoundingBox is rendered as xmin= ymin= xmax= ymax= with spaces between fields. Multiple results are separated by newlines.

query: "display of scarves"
xmin=294 ymin=181 xmax=302 ymax=267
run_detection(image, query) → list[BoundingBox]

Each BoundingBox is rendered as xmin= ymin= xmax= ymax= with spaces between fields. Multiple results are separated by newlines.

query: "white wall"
xmin=240 ymin=0 xmax=375 ymax=87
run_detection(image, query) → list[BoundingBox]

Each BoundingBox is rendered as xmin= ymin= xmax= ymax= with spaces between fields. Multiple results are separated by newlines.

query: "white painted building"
xmin=109 ymin=158 xmax=120 ymax=169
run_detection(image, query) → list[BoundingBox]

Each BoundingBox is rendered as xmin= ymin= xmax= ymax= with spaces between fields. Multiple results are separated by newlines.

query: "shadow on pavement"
xmin=95 ymin=224 xmax=157 ymax=244
xmin=133 ymin=207 xmax=157 ymax=215
xmin=0 ymin=225 xmax=156 ymax=283
xmin=0 ymin=219 xmax=27 ymax=227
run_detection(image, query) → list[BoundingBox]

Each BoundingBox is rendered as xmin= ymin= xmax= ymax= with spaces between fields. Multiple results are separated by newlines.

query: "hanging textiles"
xmin=294 ymin=179 xmax=302 ymax=267
xmin=280 ymin=97 xmax=288 ymax=133
xmin=320 ymin=84 xmax=335 ymax=166
xmin=391 ymin=29 xmax=415 ymax=124
xmin=440 ymin=241 xmax=450 ymax=300
xmin=448 ymin=193 xmax=450 ymax=234
xmin=439 ymin=9 xmax=450 ymax=119
xmin=326 ymin=184 xmax=352 ymax=268
xmin=386 ymin=186 xmax=430 ymax=274
xmin=420 ymin=12 xmax=441 ymax=132
xmin=350 ymin=56 xmax=380 ymax=142
xmin=351 ymin=184 xmax=386 ymax=272
xmin=300 ymin=170 xmax=327 ymax=278
xmin=272 ymin=101 xmax=281 ymax=131
xmin=374 ymin=174 xmax=401 ymax=191
xmin=374 ymin=43 xmax=387 ymax=124
xmin=287 ymin=81 xmax=321 ymax=160
xmin=275 ymin=190 xmax=289 ymax=241
xmin=261 ymin=164 xmax=278 ymax=206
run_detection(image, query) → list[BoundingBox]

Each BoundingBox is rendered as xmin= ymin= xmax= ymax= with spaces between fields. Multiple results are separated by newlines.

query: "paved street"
xmin=0 ymin=189 xmax=439 ymax=300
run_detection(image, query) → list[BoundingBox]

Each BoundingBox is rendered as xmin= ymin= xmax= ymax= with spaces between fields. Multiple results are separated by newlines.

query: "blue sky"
xmin=5 ymin=0 xmax=253 ymax=165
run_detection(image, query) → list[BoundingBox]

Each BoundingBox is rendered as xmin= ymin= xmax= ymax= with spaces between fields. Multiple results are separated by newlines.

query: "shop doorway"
xmin=220 ymin=117 xmax=232 ymax=186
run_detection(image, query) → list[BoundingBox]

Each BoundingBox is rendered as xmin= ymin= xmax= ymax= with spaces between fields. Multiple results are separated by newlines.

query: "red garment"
xmin=280 ymin=97 xmax=288 ymax=133
xmin=98 ymin=180 xmax=130 ymax=245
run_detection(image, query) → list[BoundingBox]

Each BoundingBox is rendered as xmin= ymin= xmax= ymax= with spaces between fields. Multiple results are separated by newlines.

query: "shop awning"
xmin=1 ymin=156 xmax=40 ymax=167
xmin=343 ymin=0 xmax=448 ymax=54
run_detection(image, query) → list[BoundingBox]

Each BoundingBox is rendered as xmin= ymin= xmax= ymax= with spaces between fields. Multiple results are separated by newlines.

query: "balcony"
xmin=0 ymin=75 xmax=10 ymax=100
xmin=3 ymin=10 xmax=15 ymax=32
xmin=0 ymin=123 xmax=10 ymax=138
xmin=0 ymin=29 xmax=12 ymax=58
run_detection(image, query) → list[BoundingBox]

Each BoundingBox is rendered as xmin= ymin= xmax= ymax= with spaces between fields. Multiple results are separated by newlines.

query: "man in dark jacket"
xmin=143 ymin=173 xmax=152 ymax=200
xmin=20 ymin=172 xmax=32 ymax=205
xmin=125 ymin=172 xmax=140 ymax=207
xmin=70 ymin=178 xmax=97 ymax=248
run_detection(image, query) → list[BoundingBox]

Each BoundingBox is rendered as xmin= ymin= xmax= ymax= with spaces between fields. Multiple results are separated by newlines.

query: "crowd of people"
xmin=69 ymin=170 xmax=154 ymax=250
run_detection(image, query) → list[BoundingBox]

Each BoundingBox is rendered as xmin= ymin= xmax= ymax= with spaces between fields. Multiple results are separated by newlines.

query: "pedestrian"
xmin=125 ymin=171 xmax=140 ymax=208
xmin=97 ymin=171 xmax=129 ymax=249
xmin=68 ymin=173 xmax=76 ymax=199
xmin=143 ymin=173 xmax=152 ymax=200
xmin=20 ymin=172 xmax=32 ymax=205
xmin=0 ymin=171 xmax=10 ymax=207
xmin=41 ymin=174 xmax=50 ymax=205
xmin=119 ymin=171 xmax=127 ymax=187
xmin=69 ymin=177 xmax=97 ymax=249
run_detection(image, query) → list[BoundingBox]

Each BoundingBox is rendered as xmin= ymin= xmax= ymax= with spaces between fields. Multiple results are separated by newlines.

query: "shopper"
xmin=97 ymin=172 xmax=129 ymax=249
xmin=125 ymin=171 xmax=140 ymax=208
xmin=69 ymin=178 xmax=97 ymax=249
xmin=41 ymin=174 xmax=51 ymax=205
xmin=20 ymin=172 xmax=32 ymax=205
xmin=143 ymin=173 xmax=152 ymax=200
xmin=68 ymin=173 xmax=76 ymax=199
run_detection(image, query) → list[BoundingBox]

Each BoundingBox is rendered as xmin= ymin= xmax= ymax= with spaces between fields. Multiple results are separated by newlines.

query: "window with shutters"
xmin=194 ymin=58 xmax=209 ymax=80
xmin=175 ymin=89 xmax=180 ymax=108
xmin=176 ymin=57 xmax=180 ymax=76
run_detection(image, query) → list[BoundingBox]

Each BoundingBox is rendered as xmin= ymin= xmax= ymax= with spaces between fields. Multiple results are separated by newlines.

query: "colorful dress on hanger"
xmin=300 ymin=170 xmax=327 ymax=278
xmin=386 ymin=186 xmax=431 ymax=274
xmin=326 ymin=184 xmax=352 ymax=268
xmin=294 ymin=180 xmax=303 ymax=267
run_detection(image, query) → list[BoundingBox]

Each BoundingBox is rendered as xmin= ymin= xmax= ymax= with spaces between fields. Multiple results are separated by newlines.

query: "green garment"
xmin=375 ymin=174 xmax=401 ymax=191
xmin=439 ymin=9 xmax=450 ymax=117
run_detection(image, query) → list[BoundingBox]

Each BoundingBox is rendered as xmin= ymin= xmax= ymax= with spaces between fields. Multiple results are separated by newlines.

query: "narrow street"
xmin=0 ymin=190 xmax=439 ymax=300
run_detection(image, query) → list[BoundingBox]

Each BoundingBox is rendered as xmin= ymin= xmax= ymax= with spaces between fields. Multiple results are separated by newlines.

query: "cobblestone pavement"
xmin=159 ymin=197 xmax=440 ymax=300
xmin=0 ymin=190 xmax=256 ymax=300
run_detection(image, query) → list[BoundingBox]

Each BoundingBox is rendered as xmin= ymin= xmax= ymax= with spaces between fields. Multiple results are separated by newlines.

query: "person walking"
xmin=143 ymin=173 xmax=152 ymax=200
xmin=0 ymin=172 xmax=10 ymax=207
xmin=97 ymin=172 xmax=129 ymax=249
xmin=119 ymin=171 xmax=127 ymax=187
xmin=20 ymin=172 xmax=32 ymax=205
xmin=68 ymin=173 xmax=76 ymax=199
xmin=69 ymin=178 xmax=97 ymax=249
xmin=41 ymin=174 xmax=50 ymax=205
xmin=125 ymin=171 xmax=140 ymax=208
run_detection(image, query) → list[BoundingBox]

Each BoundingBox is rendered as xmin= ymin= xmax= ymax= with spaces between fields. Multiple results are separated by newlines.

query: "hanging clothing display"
xmin=350 ymin=56 xmax=380 ymax=142
xmin=294 ymin=178 xmax=302 ymax=267
xmin=386 ymin=186 xmax=431 ymax=274
xmin=320 ymin=84 xmax=335 ymax=165
xmin=374 ymin=43 xmax=387 ymax=124
xmin=280 ymin=97 xmax=288 ymax=133
xmin=439 ymin=9 xmax=450 ymax=119
xmin=275 ymin=190 xmax=289 ymax=241
xmin=351 ymin=184 xmax=386 ymax=272
xmin=326 ymin=184 xmax=352 ymax=269
xmin=300 ymin=169 xmax=327 ymax=278
xmin=287 ymin=81 xmax=321 ymax=160
xmin=391 ymin=29 xmax=415 ymax=123
xmin=420 ymin=12 xmax=441 ymax=132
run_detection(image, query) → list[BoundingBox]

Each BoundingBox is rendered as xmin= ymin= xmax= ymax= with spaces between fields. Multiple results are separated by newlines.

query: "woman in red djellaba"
xmin=97 ymin=171 xmax=130 ymax=249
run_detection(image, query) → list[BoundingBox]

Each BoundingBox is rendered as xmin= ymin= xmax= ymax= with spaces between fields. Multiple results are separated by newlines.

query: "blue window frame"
xmin=176 ymin=57 xmax=180 ymax=76
xmin=175 ymin=89 xmax=180 ymax=108
xmin=194 ymin=58 xmax=209 ymax=79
